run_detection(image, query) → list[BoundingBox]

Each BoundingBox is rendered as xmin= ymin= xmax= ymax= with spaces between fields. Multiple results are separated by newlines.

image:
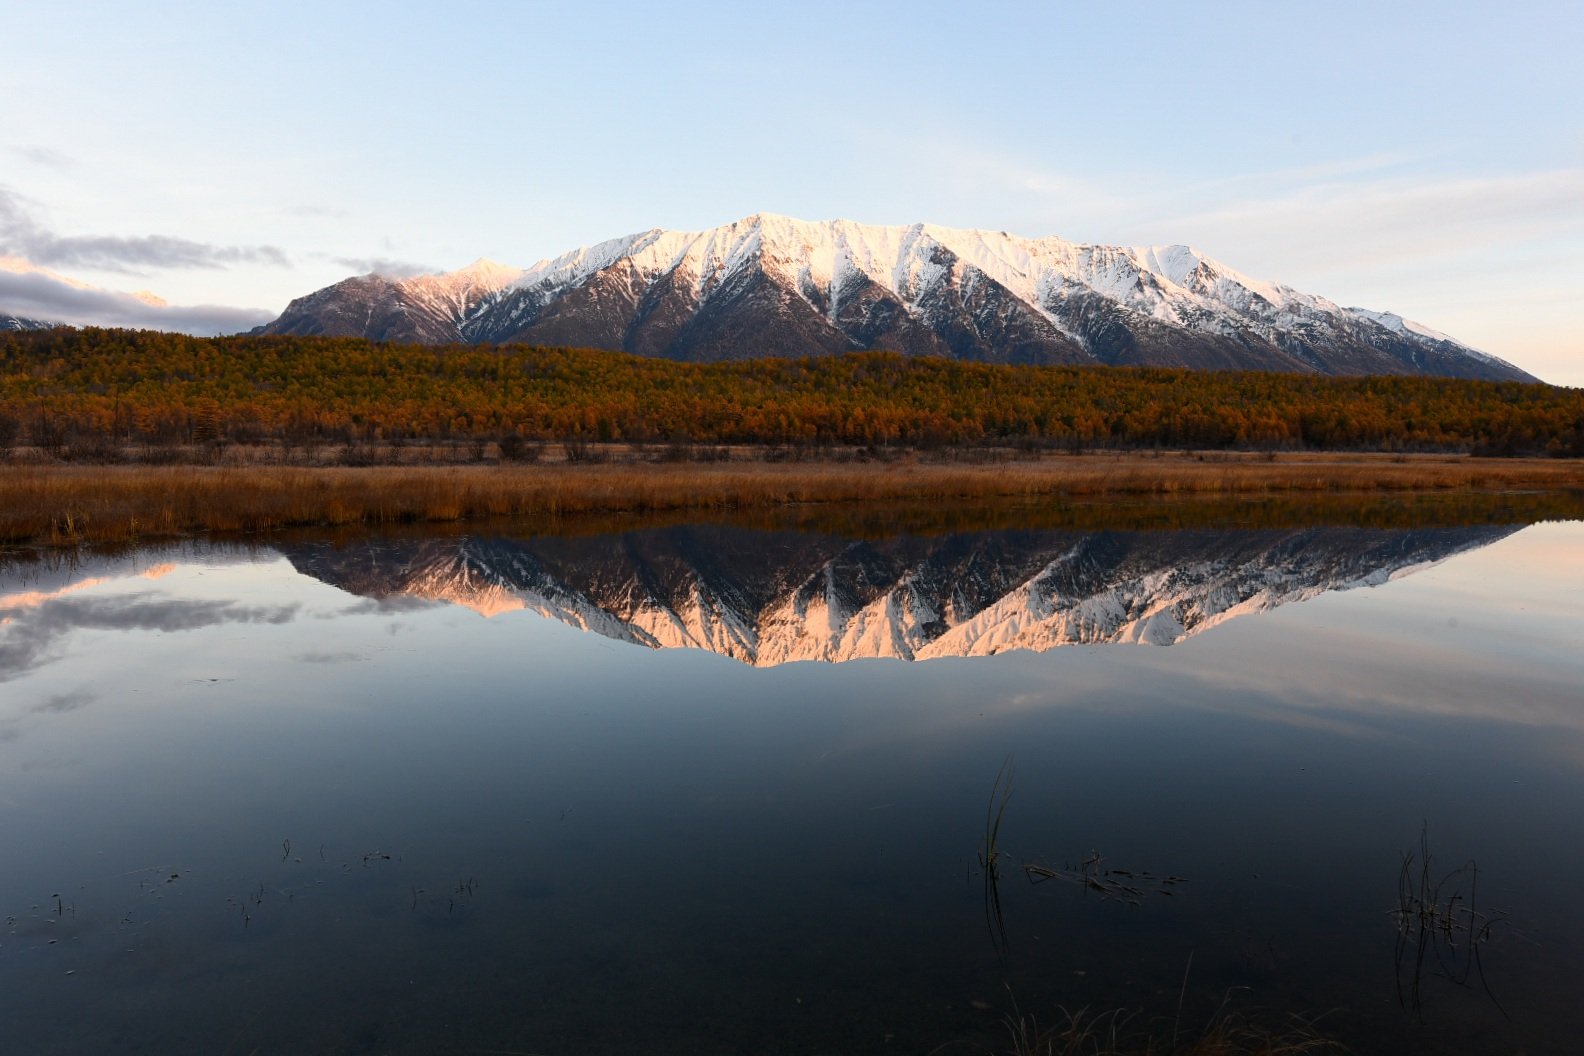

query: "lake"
xmin=3 ymin=502 xmax=1582 ymax=1054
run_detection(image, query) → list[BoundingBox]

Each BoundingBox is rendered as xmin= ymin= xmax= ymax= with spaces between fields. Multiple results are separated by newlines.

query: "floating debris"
xmin=1023 ymin=851 xmax=1188 ymax=905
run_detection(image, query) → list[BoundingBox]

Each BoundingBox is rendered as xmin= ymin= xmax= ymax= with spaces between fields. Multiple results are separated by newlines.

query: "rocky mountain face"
xmin=277 ymin=523 xmax=1516 ymax=666
xmin=257 ymin=214 xmax=1532 ymax=381
xmin=257 ymin=259 xmax=524 ymax=344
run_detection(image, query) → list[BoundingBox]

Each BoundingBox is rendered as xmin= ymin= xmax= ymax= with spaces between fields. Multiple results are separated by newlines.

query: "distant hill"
xmin=259 ymin=213 xmax=1533 ymax=382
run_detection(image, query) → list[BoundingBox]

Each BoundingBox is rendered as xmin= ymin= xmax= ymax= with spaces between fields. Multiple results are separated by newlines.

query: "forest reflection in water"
xmin=1 ymin=495 xmax=1582 ymax=1054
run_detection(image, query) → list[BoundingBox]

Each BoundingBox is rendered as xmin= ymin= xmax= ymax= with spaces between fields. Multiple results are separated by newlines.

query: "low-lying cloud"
xmin=0 ymin=267 xmax=273 ymax=335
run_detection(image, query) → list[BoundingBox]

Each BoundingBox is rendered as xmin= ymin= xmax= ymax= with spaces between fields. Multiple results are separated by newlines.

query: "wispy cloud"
xmin=325 ymin=254 xmax=433 ymax=277
xmin=8 ymin=145 xmax=74 ymax=169
xmin=1165 ymin=152 xmax=1422 ymax=200
xmin=921 ymin=139 xmax=1582 ymax=284
xmin=917 ymin=140 xmax=1143 ymax=233
xmin=0 ymin=186 xmax=289 ymax=274
xmin=1141 ymin=168 xmax=1584 ymax=271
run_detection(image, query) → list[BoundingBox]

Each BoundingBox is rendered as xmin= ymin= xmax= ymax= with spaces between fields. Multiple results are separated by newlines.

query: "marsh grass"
xmin=981 ymin=757 xmax=1016 ymax=879
xmin=2 ymin=454 xmax=1583 ymax=548
xmin=980 ymin=758 xmax=1016 ymax=957
xmin=999 ymin=997 xmax=1343 ymax=1056
xmin=971 ymin=765 xmax=1328 ymax=1056
xmin=1392 ymin=825 xmax=1507 ymax=1020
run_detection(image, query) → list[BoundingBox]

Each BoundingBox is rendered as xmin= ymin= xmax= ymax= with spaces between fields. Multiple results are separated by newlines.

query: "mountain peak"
xmin=454 ymin=257 xmax=518 ymax=281
xmin=1134 ymin=244 xmax=1206 ymax=285
xmin=735 ymin=210 xmax=795 ymax=226
xmin=255 ymin=216 xmax=1535 ymax=382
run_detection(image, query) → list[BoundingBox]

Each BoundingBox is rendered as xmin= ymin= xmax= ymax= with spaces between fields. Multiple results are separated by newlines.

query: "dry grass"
xmin=2 ymin=453 xmax=1582 ymax=547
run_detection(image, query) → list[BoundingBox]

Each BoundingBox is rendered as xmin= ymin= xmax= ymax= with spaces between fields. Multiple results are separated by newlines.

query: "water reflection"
xmin=0 ymin=523 xmax=1522 ymax=676
xmin=0 ymin=588 xmax=300 ymax=682
xmin=1 ymin=515 xmax=1580 ymax=1056
xmin=274 ymin=523 xmax=1518 ymax=664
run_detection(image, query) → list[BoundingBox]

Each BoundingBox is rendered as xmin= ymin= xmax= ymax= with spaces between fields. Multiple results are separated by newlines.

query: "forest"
xmin=2 ymin=327 xmax=1582 ymax=459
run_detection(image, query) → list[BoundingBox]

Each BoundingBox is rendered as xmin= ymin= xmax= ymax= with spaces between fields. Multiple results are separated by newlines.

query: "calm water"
xmin=2 ymin=510 xmax=1582 ymax=1054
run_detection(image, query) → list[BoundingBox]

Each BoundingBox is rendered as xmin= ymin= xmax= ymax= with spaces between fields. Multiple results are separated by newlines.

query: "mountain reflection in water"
xmin=3 ymin=514 xmax=1582 ymax=1056
xmin=273 ymin=523 xmax=1517 ymax=665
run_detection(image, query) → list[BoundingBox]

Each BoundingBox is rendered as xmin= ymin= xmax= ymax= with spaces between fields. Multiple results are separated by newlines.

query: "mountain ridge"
xmin=278 ymin=523 xmax=1517 ymax=667
xmin=259 ymin=214 xmax=1533 ymax=382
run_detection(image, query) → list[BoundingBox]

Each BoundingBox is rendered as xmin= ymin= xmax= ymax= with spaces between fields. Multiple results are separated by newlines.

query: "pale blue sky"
xmin=2 ymin=0 xmax=1579 ymax=381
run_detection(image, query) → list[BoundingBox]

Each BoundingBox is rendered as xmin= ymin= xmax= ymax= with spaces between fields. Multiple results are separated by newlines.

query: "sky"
xmin=1 ymin=0 xmax=1579 ymax=383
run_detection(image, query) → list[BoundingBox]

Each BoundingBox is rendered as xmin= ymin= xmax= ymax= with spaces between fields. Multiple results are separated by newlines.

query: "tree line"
xmin=2 ymin=327 xmax=1581 ymax=457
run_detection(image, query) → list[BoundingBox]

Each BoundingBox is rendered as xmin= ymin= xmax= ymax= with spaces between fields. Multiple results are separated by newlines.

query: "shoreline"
xmin=4 ymin=452 xmax=1584 ymax=548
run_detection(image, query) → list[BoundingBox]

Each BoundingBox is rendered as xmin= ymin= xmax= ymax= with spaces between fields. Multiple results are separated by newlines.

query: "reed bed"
xmin=3 ymin=454 xmax=1582 ymax=547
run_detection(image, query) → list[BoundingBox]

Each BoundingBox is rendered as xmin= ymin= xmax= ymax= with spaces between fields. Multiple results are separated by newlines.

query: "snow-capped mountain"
xmin=259 ymin=214 xmax=1532 ymax=381
xmin=2 ymin=313 xmax=59 ymax=331
xmin=259 ymin=258 xmax=524 ymax=344
xmin=278 ymin=523 xmax=1517 ymax=666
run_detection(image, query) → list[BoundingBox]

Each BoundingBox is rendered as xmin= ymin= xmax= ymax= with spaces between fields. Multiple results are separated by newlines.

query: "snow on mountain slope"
xmin=401 ymin=258 xmax=524 ymax=326
xmin=258 ymin=215 xmax=1534 ymax=381
xmin=1349 ymin=307 xmax=1454 ymax=343
xmin=500 ymin=216 xmax=1312 ymax=344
